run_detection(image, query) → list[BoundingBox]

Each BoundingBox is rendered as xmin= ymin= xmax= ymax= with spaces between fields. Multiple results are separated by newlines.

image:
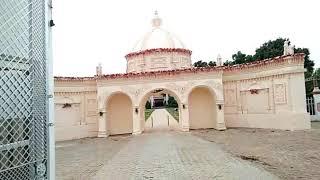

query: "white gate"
xmin=306 ymin=97 xmax=315 ymax=115
xmin=0 ymin=0 xmax=53 ymax=179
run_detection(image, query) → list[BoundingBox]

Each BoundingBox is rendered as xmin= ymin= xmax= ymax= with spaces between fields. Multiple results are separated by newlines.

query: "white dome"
xmin=132 ymin=12 xmax=185 ymax=52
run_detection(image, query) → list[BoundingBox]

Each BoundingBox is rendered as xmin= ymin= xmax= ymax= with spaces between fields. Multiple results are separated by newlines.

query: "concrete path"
xmin=92 ymin=131 xmax=278 ymax=180
xmin=145 ymin=109 xmax=179 ymax=131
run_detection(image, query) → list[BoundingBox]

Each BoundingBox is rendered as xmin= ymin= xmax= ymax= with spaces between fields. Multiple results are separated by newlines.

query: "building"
xmin=54 ymin=12 xmax=310 ymax=141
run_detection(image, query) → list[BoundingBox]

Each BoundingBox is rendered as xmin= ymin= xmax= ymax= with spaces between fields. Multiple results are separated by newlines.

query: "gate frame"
xmin=45 ymin=0 xmax=55 ymax=179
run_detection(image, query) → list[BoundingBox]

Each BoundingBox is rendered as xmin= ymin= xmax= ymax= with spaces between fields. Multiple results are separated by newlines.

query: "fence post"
xmin=151 ymin=117 xmax=153 ymax=128
xmin=313 ymin=87 xmax=320 ymax=117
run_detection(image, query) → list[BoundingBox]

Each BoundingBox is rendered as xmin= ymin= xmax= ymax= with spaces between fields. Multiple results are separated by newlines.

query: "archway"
xmin=188 ymin=86 xmax=217 ymax=129
xmin=139 ymin=88 xmax=181 ymax=132
xmin=106 ymin=92 xmax=133 ymax=135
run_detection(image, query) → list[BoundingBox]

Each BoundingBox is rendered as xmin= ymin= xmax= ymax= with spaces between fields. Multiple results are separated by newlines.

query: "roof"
xmin=54 ymin=53 xmax=305 ymax=81
xmin=130 ymin=11 xmax=186 ymax=54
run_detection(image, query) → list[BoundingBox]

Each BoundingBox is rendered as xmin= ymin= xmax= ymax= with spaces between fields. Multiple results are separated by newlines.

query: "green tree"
xmin=145 ymin=101 xmax=151 ymax=109
xmin=232 ymin=51 xmax=247 ymax=64
xmin=229 ymin=38 xmax=315 ymax=95
xmin=223 ymin=60 xmax=233 ymax=66
xmin=193 ymin=60 xmax=208 ymax=67
xmin=305 ymin=68 xmax=320 ymax=96
xmin=208 ymin=61 xmax=216 ymax=67
xmin=167 ymin=96 xmax=178 ymax=108
xmin=313 ymin=68 xmax=320 ymax=79
xmin=194 ymin=60 xmax=216 ymax=67
xmin=253 ymin=38 xmax=285 ymax=60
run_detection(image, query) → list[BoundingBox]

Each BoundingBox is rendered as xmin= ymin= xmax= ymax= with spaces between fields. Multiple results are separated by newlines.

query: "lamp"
xmin=49 ymin=20 xmax=55 ymax=27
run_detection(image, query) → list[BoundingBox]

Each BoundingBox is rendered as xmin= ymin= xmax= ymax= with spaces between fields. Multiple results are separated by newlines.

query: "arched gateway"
xmin=54 ymin=12 xmax=310 ymax=141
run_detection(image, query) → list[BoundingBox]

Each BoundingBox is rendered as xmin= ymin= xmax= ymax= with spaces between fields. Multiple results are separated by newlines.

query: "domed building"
xmin=125 ymin=11 xmax=192 ymax=73
xmin=54 ymin=12 xmax=310 ymax=141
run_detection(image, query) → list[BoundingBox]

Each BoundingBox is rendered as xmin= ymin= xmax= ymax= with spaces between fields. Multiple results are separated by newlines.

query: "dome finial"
xmin=152 ymin=10 xmax=162 ymax=28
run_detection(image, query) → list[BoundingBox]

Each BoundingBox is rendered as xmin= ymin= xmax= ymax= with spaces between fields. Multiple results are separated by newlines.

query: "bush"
xmin=145 ymin=101 xmax=151 ymax=109
xmin=167 ymin=96 xmax=178 ymax=108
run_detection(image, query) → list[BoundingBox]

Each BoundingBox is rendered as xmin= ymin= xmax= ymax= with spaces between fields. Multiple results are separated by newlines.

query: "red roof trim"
xmin=125 ymin=48 xmax=192 ymax=59
xmin=54 ymin=53 xmax=304 ymax=81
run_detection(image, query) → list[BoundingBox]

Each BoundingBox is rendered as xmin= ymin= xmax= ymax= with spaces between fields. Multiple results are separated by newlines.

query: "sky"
xmin=53 ymin=0 xmax=320 ymax=76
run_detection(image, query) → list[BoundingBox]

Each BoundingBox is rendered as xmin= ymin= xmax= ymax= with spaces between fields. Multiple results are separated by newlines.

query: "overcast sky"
xmin=53 ymin=0 xmax=320 ymax=76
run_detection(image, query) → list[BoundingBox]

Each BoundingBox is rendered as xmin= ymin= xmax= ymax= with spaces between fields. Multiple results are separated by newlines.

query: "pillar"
xmin=97 ymin=110 xmax=108 ymax=137
xmin=216 ymin=103 xmax=226 ymax=130
xmin=180 ymin=103 xmax=189 ymax=131
xmin=150 ymin=96 xmax=154 ymax=108
xmin=132 ymin=106 xmax=142 ymax=135
xmin=165 ymin=94 xmax=169 ymax=105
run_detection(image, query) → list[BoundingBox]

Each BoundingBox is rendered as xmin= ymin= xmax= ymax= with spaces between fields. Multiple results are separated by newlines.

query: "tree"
xmin=223 ymin=60 xmax=233 ymax=66
xmin=194 ymin=60 xmax=216 ymax=67
xmin=193 ymin=60 xmax=208 ymax=67
xmin=228 ymin=38 xmax=315 ymax=95
xmin=313 ymin=68 xmax=320 ymax=79
xmin=305 ymin=67 xmax=320 ymax=96
xmin=208 ymin=61 xmax=216 ymax=67
xmin=253 ymin=38 xmax=285 ymax=61
xmin=232 ymin=51 xmax=247 ymax=64
xmin=167 ymin=96 xmax=178 ymax=108
xmin=145 ymin=101 xmax=151 ymax=109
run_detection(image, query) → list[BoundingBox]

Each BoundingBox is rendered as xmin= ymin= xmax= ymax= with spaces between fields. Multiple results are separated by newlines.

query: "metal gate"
xmin=306 ymin=97 xmax=315 ymax=115
xmin=0 ymin=0 xmax=53 ymax=179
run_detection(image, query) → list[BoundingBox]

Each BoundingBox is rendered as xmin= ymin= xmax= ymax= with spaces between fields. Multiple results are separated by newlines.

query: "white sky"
xmin=53 ymin=0 xmax=320 ymax=76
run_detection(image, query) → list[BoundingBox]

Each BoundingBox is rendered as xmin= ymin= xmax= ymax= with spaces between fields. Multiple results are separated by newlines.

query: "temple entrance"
xmin=106 ymin=92 xmax=133 ymax=135
xmin=140 ymin=88 xmax=181 ymax=132
xmin=188 ymin=87 xmax=218 ymax=129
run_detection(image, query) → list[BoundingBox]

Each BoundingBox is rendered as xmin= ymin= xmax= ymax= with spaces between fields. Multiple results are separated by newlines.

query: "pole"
xmin=46 ymin=0 xmax=55 ymax=179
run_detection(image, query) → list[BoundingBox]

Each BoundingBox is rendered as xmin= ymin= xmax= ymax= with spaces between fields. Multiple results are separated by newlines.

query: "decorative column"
xmin=150 ymin=96 xmax=154 ymax=108
xmin=132 ymin=106 xmax=142 ymax=135
xmin=98 ymin=110 xmax=108 ymax=137
xmin=180 ymin=103 xmax=189 ymax=131
xmin=165 ymin=94 xmax=169 ymax=105
xmin=216 ymin=100 xmax=226 ymax=130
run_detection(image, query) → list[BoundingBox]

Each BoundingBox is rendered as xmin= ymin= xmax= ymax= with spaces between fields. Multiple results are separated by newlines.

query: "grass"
xmin=145 ymin=109 xmax=154 ymax=121
xmin=165 ymin=108 xmax=179 ymax=122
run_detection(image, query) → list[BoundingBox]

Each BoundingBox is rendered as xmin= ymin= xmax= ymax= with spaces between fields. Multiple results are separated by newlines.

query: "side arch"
xmin=188 ymin=85 xmax=219 ymax=129
xmin=105 ymin=91 xmax=133 ymax=135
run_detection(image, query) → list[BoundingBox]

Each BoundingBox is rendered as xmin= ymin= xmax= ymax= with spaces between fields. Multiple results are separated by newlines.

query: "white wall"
xmin=54 ymin=80 xmax=98 ymax=141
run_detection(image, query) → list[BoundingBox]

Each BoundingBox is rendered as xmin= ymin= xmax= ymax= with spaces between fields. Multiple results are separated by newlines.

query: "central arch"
xmin=106 ymin=92 xmax=133 ymax=135
xmin=188 ymin=86 xmax=217 ymax=129
xmin=138 ymin=88 xmax=182 ymax=132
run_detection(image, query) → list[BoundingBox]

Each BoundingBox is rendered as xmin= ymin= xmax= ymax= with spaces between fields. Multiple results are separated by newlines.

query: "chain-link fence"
xmin=0 ymin=0 xmax=49 ymax=179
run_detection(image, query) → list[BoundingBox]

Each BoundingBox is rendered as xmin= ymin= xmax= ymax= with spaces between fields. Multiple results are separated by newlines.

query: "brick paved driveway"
xmin=57 ymin=131 xmax=278 ymax=180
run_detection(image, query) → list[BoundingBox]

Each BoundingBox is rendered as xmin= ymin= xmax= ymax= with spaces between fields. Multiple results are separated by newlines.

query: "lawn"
xmin=144 ymin=109 xmax=154 ymax=121
xmin=165 ymin=108 xmax=179 ymax=122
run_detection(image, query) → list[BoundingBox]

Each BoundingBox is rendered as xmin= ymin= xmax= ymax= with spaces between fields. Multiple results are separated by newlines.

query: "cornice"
xmin=54 ymin=90 xmax=97 ymax=95
xmin=125 ymin=48 xmax=192 ymax=59
xmin=54 ymin=53 xmax=305 ymax=82
xmin=54 ymin=76 xmax=95 ymax=82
